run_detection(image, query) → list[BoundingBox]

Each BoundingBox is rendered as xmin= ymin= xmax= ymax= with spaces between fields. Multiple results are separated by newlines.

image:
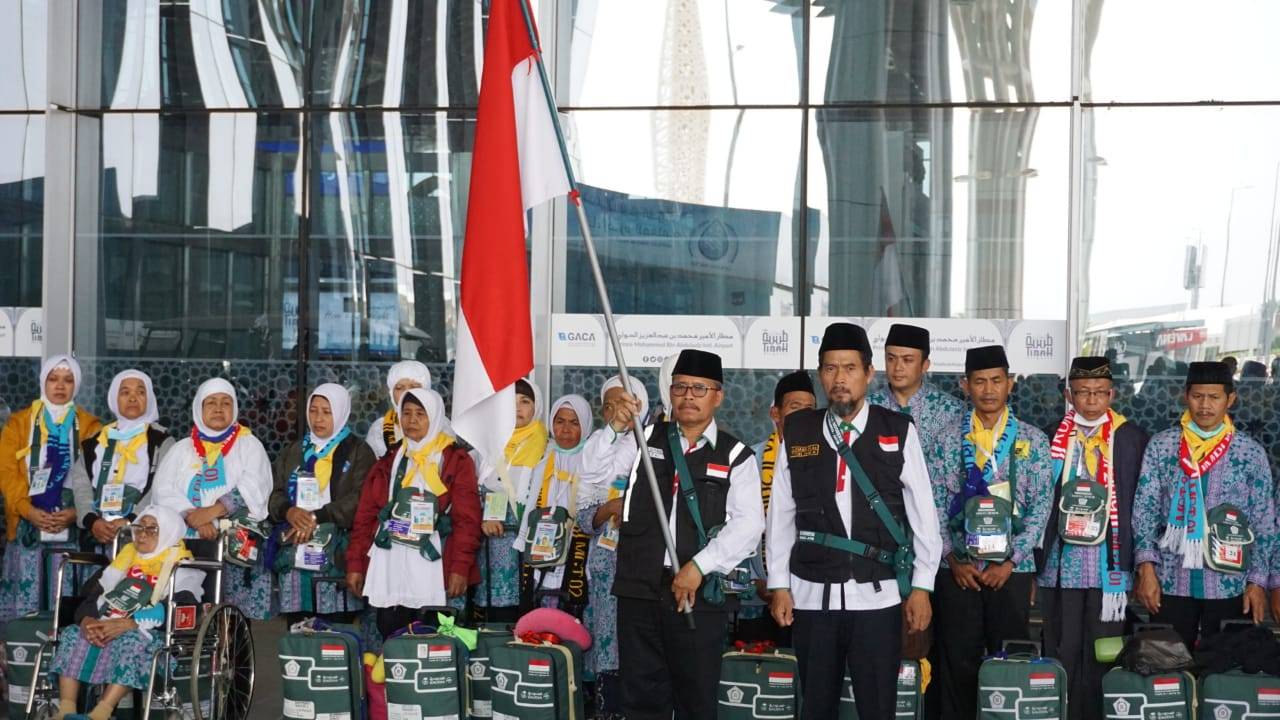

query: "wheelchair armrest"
xmin=178 ymin=559 xmax=225 ymax=571
xmin=43 ymin=550 xmax=111 ymax=567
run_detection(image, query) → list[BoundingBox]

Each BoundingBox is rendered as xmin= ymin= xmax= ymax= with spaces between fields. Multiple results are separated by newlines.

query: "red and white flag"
xmin=453 ymin=0 xmax=570 ymax=466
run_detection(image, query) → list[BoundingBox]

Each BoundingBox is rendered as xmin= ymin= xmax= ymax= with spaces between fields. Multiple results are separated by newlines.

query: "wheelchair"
xmin=22 ymin=526 xmax=255 ymax=720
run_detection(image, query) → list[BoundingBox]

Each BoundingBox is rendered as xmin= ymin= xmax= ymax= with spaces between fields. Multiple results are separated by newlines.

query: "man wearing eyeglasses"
xmin=613 ymin=349 xmax=764 ymax=720
xmin=1037 ymin=357 xmax=1148 ymax=720
xmin=766 ymin=322 xmax=942 ymax=719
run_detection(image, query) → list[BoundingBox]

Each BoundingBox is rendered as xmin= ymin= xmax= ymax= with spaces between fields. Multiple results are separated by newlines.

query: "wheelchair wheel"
xmin=191 ymin=604 xmax=254 ymax=720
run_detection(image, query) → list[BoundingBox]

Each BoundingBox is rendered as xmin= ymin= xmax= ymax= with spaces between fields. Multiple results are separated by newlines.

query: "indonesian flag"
xmin=454 ymin=0 xmax=571 ymax=466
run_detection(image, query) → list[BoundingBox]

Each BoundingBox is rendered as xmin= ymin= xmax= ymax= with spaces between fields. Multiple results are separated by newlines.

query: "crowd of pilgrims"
xmin=0 ymin=318 xmax=1277 ymax=720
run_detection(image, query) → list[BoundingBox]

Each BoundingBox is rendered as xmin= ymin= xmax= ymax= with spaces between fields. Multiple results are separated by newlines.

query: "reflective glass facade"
xmin=0 ymin=1 xmax=1277 ymax=471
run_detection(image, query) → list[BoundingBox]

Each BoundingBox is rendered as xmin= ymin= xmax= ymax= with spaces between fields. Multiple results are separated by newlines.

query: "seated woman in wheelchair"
xmin=49 ymin=505 xmax=203 ymax=720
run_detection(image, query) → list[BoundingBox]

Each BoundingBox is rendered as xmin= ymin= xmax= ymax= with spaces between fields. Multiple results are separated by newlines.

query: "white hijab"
xmin=600 ymin=375 xmax=651 ymax=422
xmin=386 ymin=361 xmax=432 ymax=403
xmin=192 ymin=378 xmax=238 ymax=438
xmin=307 ymin=383 xmax=352 ymax=450
xmin=515 ymin=394 xmax=593 ymax=552
xmin=39 ymin=354 xmax=82 ymax=418
xmin=108 ymin=369 xmax=160 ymax=432
xmin=398 ymin=387 xmax=453 ymax=455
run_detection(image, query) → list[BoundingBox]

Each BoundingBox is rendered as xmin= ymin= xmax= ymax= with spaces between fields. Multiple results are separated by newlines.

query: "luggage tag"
xmin=530 ymin=520 xmax=559 ymax=561
xmin=541 ymin=562 xmax=567 ymax=590
xmin=483 ymin=491 xmax=509 ymax=522
xmin=99 ymin=482 xmax=126 ymax=514
xmin=28 ymin=466 xmax=51 ymax=496
xmin=295 ymin=472 xmax=322 ymax=511
xmin=410 ymin=500 xmax=436 ymax=535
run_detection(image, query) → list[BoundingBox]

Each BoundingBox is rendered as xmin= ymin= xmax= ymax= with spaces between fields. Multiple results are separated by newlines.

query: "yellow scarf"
xmin=1180 ymin=410 xmax=1234 ymax=465
xmin=17 ymin=399 xmax=71 ymax=463
xmin=110 ymin=541 xmax=193 ymax=579
xmin=537 ymin=453 xmax=574 ymax=509
xmin=96 ymin=423 xmax=148 ymax=487
xmin=760 ymin=431 xmax=779 ymax=516
xmin=198 ymin=426 xmax=251 ymax=465
xmin=1075 ymin=410 xmax=1126 ymax=479
xmin=506 ymin=420 xmax=548 ymax=469
xmin=401 ymin=432 xmax=456 ymax=496
xmin=967 ymin=408 xmax=1009 ymax=471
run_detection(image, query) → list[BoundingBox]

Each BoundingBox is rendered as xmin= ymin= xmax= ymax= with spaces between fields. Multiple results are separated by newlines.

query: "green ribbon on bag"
xmin=436 ymin=612 xmax=477 ymax=650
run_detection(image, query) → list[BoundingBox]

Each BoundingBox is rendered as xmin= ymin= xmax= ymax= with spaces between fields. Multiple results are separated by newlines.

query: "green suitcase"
xmin=171 ymin=648 xmax=215 ymax=720
xmin=1101 ymin=668 xmax=1196 ymax=719
xmin=490 ymin=638 xmax=585 ymax=720
xmin=4 ymin=611 xmax=53 ymax=718
xmin=838 ymin=660 xmax=924 ymax=719
xmin=978 ymin=641 xmax=1067 ymax=719
xmin=279 ymin=628 xmax=364 ymax=720
xmin=467 ymin=623 xmax=514 ymax=719
xmin=382 ymin=631 xmax=469 ymax=720
xmin=1200 ymin=669 xmax=1280 ymax=719
xmin=717 ymin=647 xmax=800 ymax=719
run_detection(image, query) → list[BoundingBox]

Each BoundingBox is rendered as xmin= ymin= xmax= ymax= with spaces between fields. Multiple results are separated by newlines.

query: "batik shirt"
xmin=1133 ymin=427 xmax=1275 ymax=599
xmin=935 ymin=412 xmax=1054 ymax=573
xmin=1038 ymin=425 xmax=1105 ymax=589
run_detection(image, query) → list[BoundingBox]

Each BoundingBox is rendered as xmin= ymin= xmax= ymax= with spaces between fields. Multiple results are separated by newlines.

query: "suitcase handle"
xmin=1133 ymin=622 xmax=1175 ymax=632
xmin=1220 ymin=618 xmax=1258 ymax=631
xmin=1001 ymin=640 xmax=1042 ymax=656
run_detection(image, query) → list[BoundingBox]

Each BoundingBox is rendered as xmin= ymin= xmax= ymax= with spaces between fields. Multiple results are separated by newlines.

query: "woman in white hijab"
xmin=345 ymin=388 xmax=482 ymax=638
xmin=152 ymin=378 xmax=273 ymax=620
xmin=69 ymin=369 xmax=175 ymax=554
xmin=49 ymin=505 xmax=203 ymax=720
xmin=514 ymin=394 xmax=595 ymax=614
xmin=0 ymin=355 xmax=102 ymax=621
xmin=365 ymin=361 xmax=432 ymax=458
xmin=269 ymin=383 xmax=376 ymax=621
xmin=575 ymin=375 xmax=651 ymax=717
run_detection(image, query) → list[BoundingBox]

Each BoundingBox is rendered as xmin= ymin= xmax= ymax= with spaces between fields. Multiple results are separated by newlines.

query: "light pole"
xmin=1221 ymin=184 xmax=1254 ymax=306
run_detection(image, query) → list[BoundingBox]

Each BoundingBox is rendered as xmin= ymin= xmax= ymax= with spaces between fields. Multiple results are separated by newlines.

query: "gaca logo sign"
xmin=557 ymin=331 xmax=596 ymax=343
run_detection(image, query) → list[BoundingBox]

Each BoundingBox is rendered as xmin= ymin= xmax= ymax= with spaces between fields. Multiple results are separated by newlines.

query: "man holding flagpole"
xmin=613 ymin=349 xmax=764 ymax=720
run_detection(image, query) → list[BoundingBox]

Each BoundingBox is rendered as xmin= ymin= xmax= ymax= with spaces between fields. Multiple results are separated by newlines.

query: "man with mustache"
xmin=613 ymin=349 xmax=764 ymax=720
xmin=934 ymin=345 xmax=1052 ymax=719
xmin=765 ymin=323 xmax=942 ymax=719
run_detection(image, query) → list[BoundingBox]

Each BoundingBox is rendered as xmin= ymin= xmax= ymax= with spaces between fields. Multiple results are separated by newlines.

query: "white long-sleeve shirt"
xmin=622 ymin=419 xmax=765 ymax=577
xmin=766 ymin=404 xmax=942 ymax=610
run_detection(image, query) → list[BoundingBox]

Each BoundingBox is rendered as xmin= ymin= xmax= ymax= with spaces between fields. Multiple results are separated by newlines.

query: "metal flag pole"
xmin=515 ymin=0 xmax=695 ymax=628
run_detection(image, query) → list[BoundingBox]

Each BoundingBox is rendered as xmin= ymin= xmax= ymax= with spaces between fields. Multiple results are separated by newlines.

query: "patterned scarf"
xmin=381 ymin=409 xmax=401 ymax=451
xmin=951 ymin=408 xmax=1018 ymax=519
xmin=759 ymin=430 xmax=779 ymax=517
xmin=1161 ymin=411 xmax=1233 ymax=569
xmin=188 ymin=424 xmax=250 ymax=509
xmin=1050 ymin=408 xmax=1129 ymax=621
xmin=28 ymin=400 xmax=78 ymax=512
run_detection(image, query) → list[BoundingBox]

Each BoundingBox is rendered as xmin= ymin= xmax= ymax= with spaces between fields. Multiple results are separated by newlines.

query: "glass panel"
xmin=810 ymin=106 xmax=1070 ymax=320
xmin=565 ymin=1 xmax=801 ymax=107
xmin=306 ymin=111 xmax=471 ymax=364
xmin=307 ymin=1 xmax=481 ymax=108
xmin=1083 ymin=0 xmax=1280 ymax=103
xmin=0 ymin=115 xmax=44 ymax=309
xmin=89 ymin=0 xmax=304 ymax=109
xmin=0 ymin=0 xmax=46 ymax=110
xmin=810 ymin=0 xmax=1071 ymax=105
xmin=75 ymin=111 xmax=302 ymax=360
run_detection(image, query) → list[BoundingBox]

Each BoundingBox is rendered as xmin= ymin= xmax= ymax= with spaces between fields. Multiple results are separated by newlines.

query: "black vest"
xmin=80 ymin=425 xmax=170 ymax=523
xmin=612 ymin=420 xmax=753 ymax=604
xmin=782 ymin=406 xmax=912 ymax=585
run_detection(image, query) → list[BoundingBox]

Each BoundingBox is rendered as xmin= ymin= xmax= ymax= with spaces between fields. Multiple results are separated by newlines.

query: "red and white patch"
xmin=1028 ymin=672 xmax=1056 ymax=688
xmin=979 ymin=498 xmax=995 ymax=509
xmin=878 ymin=435 xmax=900 ymax=452
xmin=428 ymin=644 xmax=453 ymax=661
xmin=528 ymin=659 xmax=551 ymax=677
xmin=768 ymin=672 xmax=793 ymax=687
xmin=1227 ymin=511 xmax=1239 ymax=522
xmin=1259 ymin=688 xmax=1280 ymax=704
xmin=321 ymin=644 xmax=345 ymax=660
xmin=705 ymin=464 xmax=730 ymax=479
xmin=1152 ymin=677 xmax=1181 ymax=695
xmin=173 ymin=605 xmax=197 ymax=632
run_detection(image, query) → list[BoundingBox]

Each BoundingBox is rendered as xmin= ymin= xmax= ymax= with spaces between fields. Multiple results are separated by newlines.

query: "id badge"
xmin=295 ymin=473 xmax=321 ymax=511
xmin=531 ymin=521 xmax=559 ymax=560
xmin=410 ymin=501 xmax=435 ymax=535
xmin=972 ymin=533 xmax=1008 ymax=556
xmin=100 ymin=482 xmax=126 ymax=513
xmin=41 ymin=528 xmax=70 ymax=543
xmin=29 ymin=467 xmax=51 ymax=496
xmin=296 ymin=544 xmax=326 ymax=571
xmin=541 ymin=563 xmax=567 ymax=589
xmin=483 ymin=492 xmax=509 ymax=522
xmin=598 ymin=524 xmax=620 ymax=552
xmin=1064 ymin=513 xmax=1101 ymax=540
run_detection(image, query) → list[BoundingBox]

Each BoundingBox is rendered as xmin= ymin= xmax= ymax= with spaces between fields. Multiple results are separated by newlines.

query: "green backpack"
xmin=467 ymin=623 xmax=515 ymax=719
xmin=1201 ymin=669 xmax=1280 ymax=719
xmin=278 ymin=627 xmax=364 ymax=719
xmin=1101 ymin=668 xmax=1196 ymax=719
xmin=838 ymin=660 xmax=924 ymax=719
xmin=382 ymin=630 xmax=469 ymax=720
xmin=717 ymin=646 xmax=800 ymax=719
xmin=977 ymin=641 xmax=1067 ymax=719
xmin=490 ymin=639 xmax=585 ymax=720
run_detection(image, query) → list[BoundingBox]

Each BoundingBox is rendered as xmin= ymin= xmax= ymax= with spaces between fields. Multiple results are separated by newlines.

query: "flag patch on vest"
xmin=706 ymin=463 xmax=729 ymax=479
xmin=878 ymin=435 xmax=900 ymax=452
xmin=789 ymin=443 xmax=820 ymax=459
xmin=648 ymin=446 xmax=665 ymax=460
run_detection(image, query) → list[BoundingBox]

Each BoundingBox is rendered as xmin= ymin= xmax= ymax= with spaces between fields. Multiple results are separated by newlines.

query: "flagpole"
xmin=516 ymin=0 xmax=696 ymax=628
